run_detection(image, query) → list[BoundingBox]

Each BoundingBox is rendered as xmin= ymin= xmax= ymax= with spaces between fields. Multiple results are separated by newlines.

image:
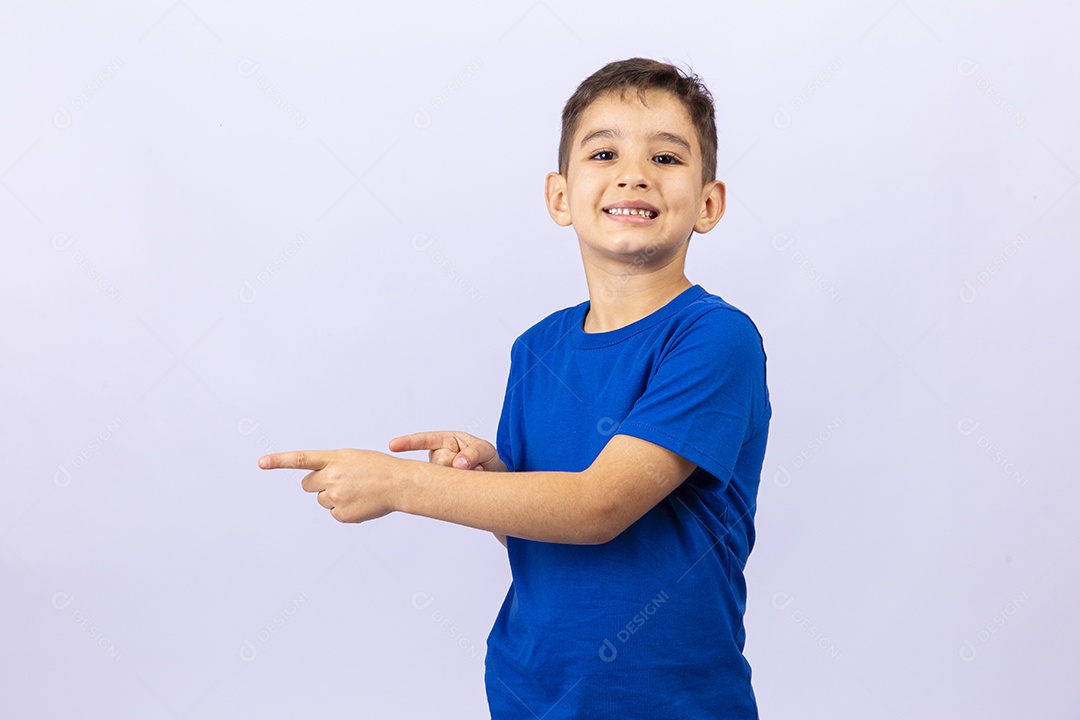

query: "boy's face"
xmin=545 ymin=89 xmax=725 ymax=273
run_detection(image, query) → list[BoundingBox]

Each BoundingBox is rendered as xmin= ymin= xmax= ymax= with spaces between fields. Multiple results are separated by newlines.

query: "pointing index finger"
xmin=388 ymin=432 xmax=456 ymax=453
xmin=258 ymin=451 xmax=327 ymax=470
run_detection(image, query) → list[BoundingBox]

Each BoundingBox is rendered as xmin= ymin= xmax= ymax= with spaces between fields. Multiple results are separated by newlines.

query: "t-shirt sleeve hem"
xmin=614 ymin=421 xmax=734 ymax=483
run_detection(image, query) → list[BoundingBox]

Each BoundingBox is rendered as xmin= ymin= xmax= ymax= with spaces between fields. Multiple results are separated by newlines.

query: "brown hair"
xmin=558 ymin=57 xmax=718 ymax=184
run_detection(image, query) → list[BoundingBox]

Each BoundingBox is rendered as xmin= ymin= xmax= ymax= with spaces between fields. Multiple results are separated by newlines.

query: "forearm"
xmin=489 ymin=459 xmax=508 ymax=547
xmin=398 ymin=460 xmax=609 ymax=545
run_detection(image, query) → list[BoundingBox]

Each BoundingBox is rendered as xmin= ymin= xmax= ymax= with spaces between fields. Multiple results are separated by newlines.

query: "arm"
xmin=258 ymin=433 xmax=695 ymax=545
xmin=397 ymin=462 xmax=602 ymax=544
xmin=396 ymin=433 xmax=696 ymax=545
xmin=389 ymin=430 xmax=604 ymax=544
xmin=387 ymin=431 xmax=509 ymax=548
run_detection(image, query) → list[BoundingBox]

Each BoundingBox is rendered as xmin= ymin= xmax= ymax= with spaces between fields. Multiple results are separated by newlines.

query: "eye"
xmin=653 ymin=153 xmax=681 ymax=165
xmin=590 ymin=150 xmax=616 ymax=161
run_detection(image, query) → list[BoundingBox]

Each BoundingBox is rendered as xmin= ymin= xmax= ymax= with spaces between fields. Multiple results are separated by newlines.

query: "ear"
xmin=545 ymin=172 xmax=573 ymax=227
xmin=693 ymin=180 xmax=726 ymax=234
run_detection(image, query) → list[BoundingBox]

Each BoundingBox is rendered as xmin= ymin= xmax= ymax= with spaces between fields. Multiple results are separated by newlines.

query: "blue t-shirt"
xmin=485 ymin=284 xmax=771 ymax=719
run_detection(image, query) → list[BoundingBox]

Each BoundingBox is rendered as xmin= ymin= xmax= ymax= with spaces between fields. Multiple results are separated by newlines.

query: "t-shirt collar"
xmin=573 ymin=284 xmax=706 ymax=349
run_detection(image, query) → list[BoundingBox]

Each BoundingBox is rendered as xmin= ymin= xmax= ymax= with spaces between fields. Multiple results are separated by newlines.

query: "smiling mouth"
xmin=604 ymin=207 xmax=658 ymax=219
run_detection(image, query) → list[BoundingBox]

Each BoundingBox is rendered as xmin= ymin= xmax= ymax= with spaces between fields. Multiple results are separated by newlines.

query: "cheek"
xmin=568 ymin=183 xmax=604 ymax=213
xmin=665 ymin=188 xmax=699 ymax=216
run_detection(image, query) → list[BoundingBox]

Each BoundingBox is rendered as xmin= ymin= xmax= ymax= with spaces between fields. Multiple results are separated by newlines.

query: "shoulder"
xmin=505 ymin=295 xmax=591 ymax=362
xmin=669 ymin=291 xmax=767 ymax=359
xmin=508 ymin=297 xmax=587 ymax=356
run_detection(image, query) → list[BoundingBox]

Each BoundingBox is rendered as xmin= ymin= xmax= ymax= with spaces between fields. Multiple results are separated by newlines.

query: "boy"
xmin=259 ymin=58 xmax=771 ymax=718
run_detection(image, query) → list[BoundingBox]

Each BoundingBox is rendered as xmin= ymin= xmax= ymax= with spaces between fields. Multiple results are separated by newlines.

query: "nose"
xmin=616 ymin=154 xmax=650 ymax=189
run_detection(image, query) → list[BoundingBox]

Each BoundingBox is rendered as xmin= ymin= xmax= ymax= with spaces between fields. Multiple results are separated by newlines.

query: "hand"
xmin=258 ymin=449 xmax=406 ymax=523
xmin=388 ymin=431 xmax=506 ymax=472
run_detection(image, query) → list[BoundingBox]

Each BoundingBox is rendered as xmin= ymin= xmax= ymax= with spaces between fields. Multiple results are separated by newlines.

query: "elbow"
xmin=580 ymin=525 xmax=615 ymax=546
xmin=594 ymin=513 xmax=628 ymax=545
xmin=582 ymin=491 xmax=621 ymax=545
xmin=570 ymin=468 xmax=624 ymax=545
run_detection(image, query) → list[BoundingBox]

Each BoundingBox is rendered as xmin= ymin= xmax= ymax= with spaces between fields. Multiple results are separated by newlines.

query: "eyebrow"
xmin=579 ymin=128 xmax=693 ymax=154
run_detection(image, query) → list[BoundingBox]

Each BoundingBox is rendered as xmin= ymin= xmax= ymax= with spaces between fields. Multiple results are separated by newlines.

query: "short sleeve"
xmin=614 ymin=308 xmax=769 ymax=487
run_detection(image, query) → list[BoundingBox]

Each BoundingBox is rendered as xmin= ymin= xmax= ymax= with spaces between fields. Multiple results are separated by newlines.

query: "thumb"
xmin=452 ymin=451 xmax=473 ymax=469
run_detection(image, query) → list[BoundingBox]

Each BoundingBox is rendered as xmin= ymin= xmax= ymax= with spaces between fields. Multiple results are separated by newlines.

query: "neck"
xmin=581 ymin=265 xmax=692 ymax=333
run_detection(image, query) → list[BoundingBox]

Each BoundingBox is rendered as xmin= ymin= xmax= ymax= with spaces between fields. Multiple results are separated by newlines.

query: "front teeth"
xmin=606 ymin=207 xmax=656 ymax=219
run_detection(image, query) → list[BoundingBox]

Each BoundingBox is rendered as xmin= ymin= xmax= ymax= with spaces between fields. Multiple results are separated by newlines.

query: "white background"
xmin=2 ymin=1 xmax=1077 ymax=717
